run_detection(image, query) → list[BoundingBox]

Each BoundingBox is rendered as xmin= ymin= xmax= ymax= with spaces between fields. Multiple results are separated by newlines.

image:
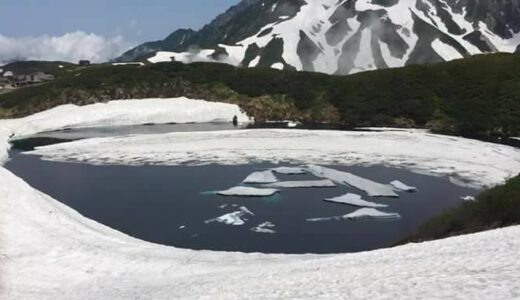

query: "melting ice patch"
xmin=461 ymin=195 xmax=476 ymax=202
xmin=390 ymin=180 xmax=418 ymax=192
xmin=271 ymin=167 xmax=306 ymax=175
xmin=205 ymin=206 xmax=255 ymax=226
xmin=307 ymin=208 xmax=401 ymax=222
xmin=217 ymin=186 xmax=279 ymax=197
xmin=243 ymin=170 xmax=278 ymax=184
xmin=307 ymin=165 xmax=398 ymax=197
xmin=251 ymin=221 xmax=276 ymax=234
xmin=324 ymin=193 xmax=388 ymax=208
xmin=262 ymin=180 xmax=336 ymax=188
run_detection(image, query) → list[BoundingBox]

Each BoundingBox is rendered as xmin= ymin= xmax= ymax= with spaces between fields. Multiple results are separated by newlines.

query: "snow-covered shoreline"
xmin=9 ymin=97 xmax=251 ymax=138
xmin=29 ymin=129 xmax=520 ymax=189
xmin=2 ymin=98 xmax=520 ymax=299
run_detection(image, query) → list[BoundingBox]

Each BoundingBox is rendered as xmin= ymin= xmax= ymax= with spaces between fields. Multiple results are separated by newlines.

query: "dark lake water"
xmin=6 ymin=150 xmax=478 ymax=254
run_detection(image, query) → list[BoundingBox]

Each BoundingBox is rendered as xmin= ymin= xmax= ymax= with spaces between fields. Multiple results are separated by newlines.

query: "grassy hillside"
xmin=1 ymin=53 xmax=520 ymax=136
xmin=402 ymin=174 xmax=520 ymax=243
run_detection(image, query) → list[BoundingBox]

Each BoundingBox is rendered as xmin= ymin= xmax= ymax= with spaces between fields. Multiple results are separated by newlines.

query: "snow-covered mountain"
xmin=118 ymin=0 xmax=520 ymax=75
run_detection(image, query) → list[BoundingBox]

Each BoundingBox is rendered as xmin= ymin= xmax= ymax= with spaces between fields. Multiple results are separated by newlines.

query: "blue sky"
xmin=0 ymin=0 xmax=239 ymax=42
xmin=0 ymin=0 xmax=239 ymax=63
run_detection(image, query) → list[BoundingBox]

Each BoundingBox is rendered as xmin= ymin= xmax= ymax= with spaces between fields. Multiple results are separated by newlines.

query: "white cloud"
xmin=0 ymin=31 xmax=130 ymax=65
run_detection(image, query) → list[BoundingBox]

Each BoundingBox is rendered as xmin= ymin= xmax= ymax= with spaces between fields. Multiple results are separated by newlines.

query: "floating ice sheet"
xmin=243 ymin=170 xmax=278 ymax=184
xmin=390 ymin=180 xmax=418 ymax=192
xmin=251 ymin=221 xmax=276 ymax=234
xmin=324 ymin=193 xmax=388 ymax=208
xmin=262 ymin=180 xmax=336 ymax=188
xmin=271 ymin=167 xmax=306 ymax=175
xmin=307 ymin=165 xmax=398 ymax=197
xmin=217 ymin=186 xmax=279 ymax=197
xmin=307 ymin=208 xmax=401 ymax=222
xmin=205 ymin=206 xmax=255 ymax=226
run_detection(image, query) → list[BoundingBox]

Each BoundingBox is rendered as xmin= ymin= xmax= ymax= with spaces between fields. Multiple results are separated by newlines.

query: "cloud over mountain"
xmin=0 ymin=31 xmax=130 ymax=65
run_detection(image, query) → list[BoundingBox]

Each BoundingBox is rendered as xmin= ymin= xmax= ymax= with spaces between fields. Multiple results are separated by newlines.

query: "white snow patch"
xmin=112 ymin=62 xmax=145 ymax=66
xmin=431 ymin=39 xmax=464 ymax=61
xmin=390 ymin=180 xmax=418 ymax=192
xmin=218 ymin=43 xmax=248 ymax=65
xmin=356 ymin=127 xmax=429 ymax=133
xmin=248 ymin=56 xmax=261 ymax=67
xmin=351 ymin=28 xmax=376 ymax=74
xmin=324 ymin=193 xmax=388 ymax=208
xmin=478 ymin=22 xmax=520 ymax=53
xmin=271 ymin=62 xmax=284 ymax=70
xmin=243 ymin=170 xmax=278 ymax=184
xmin=308 ymin=165 xmax=398 ymax=197
xmin=147 ymin=49 xmax=216 ymax=64
xmin=217 ymin=186 xmax=279 ymax=197
xmin=205 ymin=206 xmax=255 ymax=226
xmin=262 ymin=179 xmax=336 ymax=188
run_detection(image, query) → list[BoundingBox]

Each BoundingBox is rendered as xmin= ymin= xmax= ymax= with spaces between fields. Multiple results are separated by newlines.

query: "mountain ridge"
xmin=118 ymin=0 xmax=520 ymax=75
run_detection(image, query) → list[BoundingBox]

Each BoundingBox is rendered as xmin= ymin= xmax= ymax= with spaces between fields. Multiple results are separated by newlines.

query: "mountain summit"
xmin=118 ymin=0 xmax=520 ymax=74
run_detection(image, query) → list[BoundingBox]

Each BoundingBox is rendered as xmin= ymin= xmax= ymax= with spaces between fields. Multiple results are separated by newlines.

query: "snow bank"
xmin=324 ymin=193 xmax=388 ymax=208
xmin=28 ymin=129 xmax=520 ymax=188
xmin=11 ymin=97 xmax=250 ymax=137
xmin=0 ymin=121 xmax=15 ymax=164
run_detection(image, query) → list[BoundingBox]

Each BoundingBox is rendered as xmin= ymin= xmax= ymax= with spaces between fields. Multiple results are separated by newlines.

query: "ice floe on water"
xmin=205 ymin=206 xmax=255 ymax=226
xmin=324 ymin=193 xmax=388 ymax=208
xmin=390 ymin=180 xmax=418 ymax=192
xmin=261 ymin=180 xmax=336 ymax=188
xmin=251 ymin=221 xmax=277 ymax=234
xmin=271 ymin=167 xmax=306 ymax=175
xmin=243 ymin=170 xmax=278 ymax=184
xmin=461 ymin=195 xmax=477 ymax=202
xmin=307 ymin=165 xmax=399 ymax=197
xmin=217 ymin=186 xmax=279 ymax=197
xmin=307 ymin=208 xmax=401 ymax=222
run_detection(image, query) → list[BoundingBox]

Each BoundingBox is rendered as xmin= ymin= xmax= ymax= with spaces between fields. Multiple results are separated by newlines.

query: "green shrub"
xmin=403 ymin=174 xmax=520 ymax=243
